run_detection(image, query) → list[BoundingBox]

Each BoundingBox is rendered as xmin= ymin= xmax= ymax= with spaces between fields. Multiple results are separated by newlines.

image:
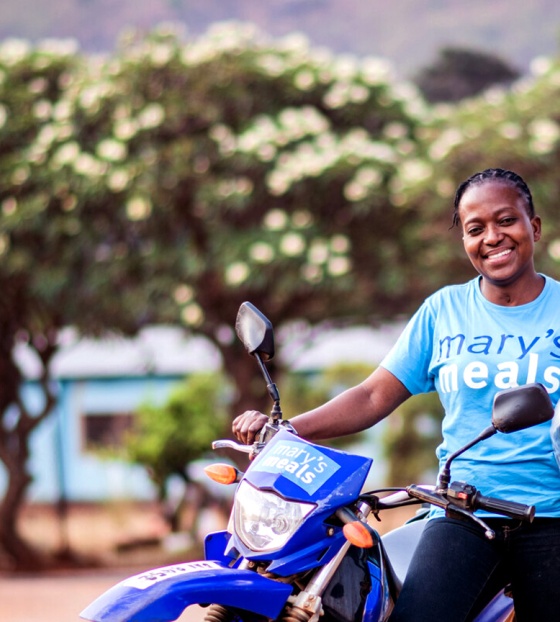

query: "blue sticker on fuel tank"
xmin=252 ymin=440 xmax=340 ymax=494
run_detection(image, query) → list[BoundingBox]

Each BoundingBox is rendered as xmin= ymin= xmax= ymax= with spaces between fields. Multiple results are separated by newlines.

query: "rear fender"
xmin=80 ymin=560 xmax=293 ymax=622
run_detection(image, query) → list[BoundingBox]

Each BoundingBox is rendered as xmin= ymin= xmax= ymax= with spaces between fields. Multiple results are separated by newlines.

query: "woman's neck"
xmin=480 ymin=272 xmax=545 ymax=306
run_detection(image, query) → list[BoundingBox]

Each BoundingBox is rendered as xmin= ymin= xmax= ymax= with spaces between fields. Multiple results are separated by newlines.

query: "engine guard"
xmin=80 ymin=560 xmax=293 ymax=622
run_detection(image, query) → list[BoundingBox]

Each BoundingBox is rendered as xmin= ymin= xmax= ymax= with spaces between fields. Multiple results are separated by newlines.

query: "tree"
xmin=0 ymin=25 xmax=430 ymax=569
xmin=414 ymin=46 xmax=521 ymax=103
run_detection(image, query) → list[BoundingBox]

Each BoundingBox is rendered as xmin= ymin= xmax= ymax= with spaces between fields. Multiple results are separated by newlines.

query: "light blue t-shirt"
xmin=381 ymin=275 xmax=560 ymax=517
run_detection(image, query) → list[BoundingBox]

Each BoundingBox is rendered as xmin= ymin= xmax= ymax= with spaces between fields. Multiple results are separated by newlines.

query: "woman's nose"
xmin=483 ymin=225 xmax=504 ymax=244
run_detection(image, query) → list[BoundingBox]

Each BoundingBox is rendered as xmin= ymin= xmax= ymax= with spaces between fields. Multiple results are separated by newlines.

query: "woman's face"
xmin=457 ymin=180 xmax=541 ymax=288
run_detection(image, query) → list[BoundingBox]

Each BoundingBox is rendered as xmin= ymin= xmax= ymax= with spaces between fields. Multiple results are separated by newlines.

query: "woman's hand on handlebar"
xmin=232 ymin=410 xmax=268 ymax=445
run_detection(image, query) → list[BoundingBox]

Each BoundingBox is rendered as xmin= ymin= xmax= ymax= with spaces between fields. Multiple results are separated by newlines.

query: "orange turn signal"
xmin=204 ymin=463 xmax=241 ymax=485
xmin=342 ymin=521 xmax=375 ymax=548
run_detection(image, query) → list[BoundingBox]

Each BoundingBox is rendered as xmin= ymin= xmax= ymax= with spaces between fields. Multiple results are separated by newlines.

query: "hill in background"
xmin=1 ymin=0 xmax=560 ymax=78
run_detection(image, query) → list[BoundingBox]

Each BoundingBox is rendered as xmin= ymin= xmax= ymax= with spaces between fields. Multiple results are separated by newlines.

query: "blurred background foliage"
xmin=2 ymin=22 xmax=560 ymax=568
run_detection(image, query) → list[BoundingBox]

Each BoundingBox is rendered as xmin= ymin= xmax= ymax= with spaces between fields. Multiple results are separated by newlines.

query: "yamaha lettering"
xmin=253 ymin=440 xmax=340 ymax=494
xmin=123 ymin=561 xmax=224 ymax=590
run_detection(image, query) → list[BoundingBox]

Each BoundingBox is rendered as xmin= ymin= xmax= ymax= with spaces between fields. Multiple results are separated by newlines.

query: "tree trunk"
xmin=0 ymin=453 xmax=48 ymax=571
xmin=0 ymin=322 xmax=58 ymax=571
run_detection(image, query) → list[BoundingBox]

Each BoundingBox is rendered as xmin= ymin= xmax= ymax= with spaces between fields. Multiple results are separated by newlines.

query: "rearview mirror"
xmin=438 ymin=383 xmax=554 ymax=493
xmin=492 ymin=383 xmax=554 ymax=433
xmin=235 ymin=302 xmax=275 ymax=362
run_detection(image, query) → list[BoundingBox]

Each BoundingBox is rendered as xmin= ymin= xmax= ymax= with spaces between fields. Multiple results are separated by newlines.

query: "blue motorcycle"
xmin=81 ymin=302 xmax=554 ymax=622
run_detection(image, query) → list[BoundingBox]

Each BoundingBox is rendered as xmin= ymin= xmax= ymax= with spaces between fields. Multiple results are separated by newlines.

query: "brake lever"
xmin=212 ymin=439 xmax=254 ymax=454
xmin=446 ymin=505 xmax=496 ymax=540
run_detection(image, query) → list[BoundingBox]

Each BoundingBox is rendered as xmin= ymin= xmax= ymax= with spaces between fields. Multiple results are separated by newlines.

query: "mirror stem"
xmin=255 ymin=353 xmax=283 ymax=422
xmin=436 ymin=425 xmax=496 ymax=493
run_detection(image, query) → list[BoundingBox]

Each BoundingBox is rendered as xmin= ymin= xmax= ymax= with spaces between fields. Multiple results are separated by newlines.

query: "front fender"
xmin=80 ymin=560 xmax=293 ymax=622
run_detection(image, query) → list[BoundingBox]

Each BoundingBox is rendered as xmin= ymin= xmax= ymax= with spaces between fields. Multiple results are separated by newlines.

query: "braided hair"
xmin=452 ymin=168 xmax=535 ymax=228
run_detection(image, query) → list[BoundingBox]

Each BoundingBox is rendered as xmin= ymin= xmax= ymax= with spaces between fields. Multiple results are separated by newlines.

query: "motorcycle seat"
xmin=380 ymin=518 xmax=427 ymax=585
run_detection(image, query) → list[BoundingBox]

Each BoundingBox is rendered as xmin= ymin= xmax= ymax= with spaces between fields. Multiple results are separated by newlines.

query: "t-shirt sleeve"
xmin=380 ymin=299 xmax=437 ymax=396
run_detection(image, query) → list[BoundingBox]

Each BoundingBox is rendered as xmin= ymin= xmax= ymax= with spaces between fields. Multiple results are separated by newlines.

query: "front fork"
xmin=202 ymin=540 xmax=354 ymax=622
xmin=286 ymin=540 xmax=354 ymax=622
xmin=286 ymin=500 xmax=377 ymax=622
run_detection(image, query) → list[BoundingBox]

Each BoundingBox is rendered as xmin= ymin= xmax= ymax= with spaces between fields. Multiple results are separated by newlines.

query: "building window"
xmin=83 ymin=412 xmax=135 ymax=451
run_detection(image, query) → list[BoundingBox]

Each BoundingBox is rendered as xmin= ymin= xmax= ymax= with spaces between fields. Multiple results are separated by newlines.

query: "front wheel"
xmin=203 ymin=604 xmax=269 ymax=622
xmin=203 ymin=603 xmax=315 ymax=622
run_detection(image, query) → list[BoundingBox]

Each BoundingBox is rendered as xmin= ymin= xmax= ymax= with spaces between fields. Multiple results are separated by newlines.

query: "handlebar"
xmin=406 ymin=482 xmax=535 ymax=524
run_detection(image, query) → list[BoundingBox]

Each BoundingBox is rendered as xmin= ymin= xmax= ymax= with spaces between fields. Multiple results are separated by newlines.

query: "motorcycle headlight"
xmin=233 ymin=480 xmax=315 ymax=553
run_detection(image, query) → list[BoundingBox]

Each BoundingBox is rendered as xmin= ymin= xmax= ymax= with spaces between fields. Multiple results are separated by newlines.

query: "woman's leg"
xmin=389 ymin=517 xmax=504 ymax=622
xmin=507 ymin=518 xmax=560 ymax=622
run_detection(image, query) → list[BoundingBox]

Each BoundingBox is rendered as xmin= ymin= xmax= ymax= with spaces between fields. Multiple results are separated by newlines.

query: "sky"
xmin=1 ymin=1 xmax=560 ymax=78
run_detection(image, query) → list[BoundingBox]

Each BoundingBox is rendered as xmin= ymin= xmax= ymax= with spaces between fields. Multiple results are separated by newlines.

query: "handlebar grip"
xmin=473 ymin=492 xmax=535 ymax=522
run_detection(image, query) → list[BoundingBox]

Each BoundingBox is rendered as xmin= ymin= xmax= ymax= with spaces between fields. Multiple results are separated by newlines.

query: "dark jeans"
xmin=388 ymin=515 xmax=560 ymax=622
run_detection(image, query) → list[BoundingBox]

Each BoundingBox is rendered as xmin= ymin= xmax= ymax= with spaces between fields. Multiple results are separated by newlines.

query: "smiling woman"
xmin=232 ymin=167 xmax=560 ymax=622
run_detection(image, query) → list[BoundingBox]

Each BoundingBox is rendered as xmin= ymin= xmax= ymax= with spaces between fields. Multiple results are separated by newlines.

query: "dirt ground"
xmin=0 ymin=569 xmax=208 ymax=622
xmin=1 ymin=502 xmax=223 ymax=622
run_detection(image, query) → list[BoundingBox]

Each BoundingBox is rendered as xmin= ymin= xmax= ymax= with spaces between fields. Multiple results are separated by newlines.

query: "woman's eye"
xmin=500 ymin=217 xmax=515 ymax=226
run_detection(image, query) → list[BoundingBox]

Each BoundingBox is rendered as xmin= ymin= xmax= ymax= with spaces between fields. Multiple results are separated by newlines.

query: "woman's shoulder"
xmin=425 ymin=279 xmax=475 ymax=305
xmin=543 ymin=274 xmax=560 ymax=291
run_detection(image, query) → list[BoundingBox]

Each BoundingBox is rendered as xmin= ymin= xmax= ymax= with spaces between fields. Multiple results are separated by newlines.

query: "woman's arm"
xmin=232 ymin=366 xmax=411 ymax=444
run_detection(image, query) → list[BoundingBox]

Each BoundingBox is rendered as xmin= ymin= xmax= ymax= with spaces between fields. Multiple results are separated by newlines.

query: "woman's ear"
xmin=532 ymin=215 xmax=542 ymax=242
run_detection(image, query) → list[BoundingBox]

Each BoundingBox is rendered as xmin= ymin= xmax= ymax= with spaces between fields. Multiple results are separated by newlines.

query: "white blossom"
xmin=264 ymin=209 xmax=288 ymax=230
xmin=73 ymin=153 xmax=107 ymax=176
xmin=174 ymin=284 xmax=194 ymax=304
xmin=2 ymin=197 xmax=17 ymax=215
xmin=53 ymin=142 xmax=81 ymax=166
xmin=97 ymin=138 xmax=128 ymax=161
xmin=107 ymin=169 xmax=131 ymax=192
xmin=114 ymin=118 xmax=138 ymax=141
xmin=360 ymin=57 xmax=393 ymax=85
xmin=12 ymin=166 xmax=30 ymax=185
xmin=328 ymin=256 xmax=351 ymax=276
xmin=250 ymin=242 xmax=275 ymax=263
xmin=331 ymin=235 xmax=350 ymax=254
xmin=36 ymin=38 xmax=79 ymax=57
xmin=280 ymin=232 xmax=306 ymax=256
xmin=308 ymin=240 xmax=329 ymax=265
xmin=28 ymin=77 xmax=48 ymax=94
xmin=181 ymin=303 xmax=204 ymax=327
xmin=292 ymin=210 xmax=313 ymax=228
xmin=126 ymin=196 xmax=152 ymax=220
xmin=499 ymin=122 xmax=522 ymax=140
xmin=0 ymin=38 xmax=31 ymax=65
xmin=548 ymin=239 xmax=560 ymax=261
xmin=33 ymin=99 xmax=52 ymax=120
xmin=225 ymin=262 xmax=250 ymax=285
xmin=0 ymin=234 xmax=9 ymax=256
xmin=137 ymin=103 xmax=165 ymax=129
xmin=0 ymin=104 xmax=7 ymax=129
